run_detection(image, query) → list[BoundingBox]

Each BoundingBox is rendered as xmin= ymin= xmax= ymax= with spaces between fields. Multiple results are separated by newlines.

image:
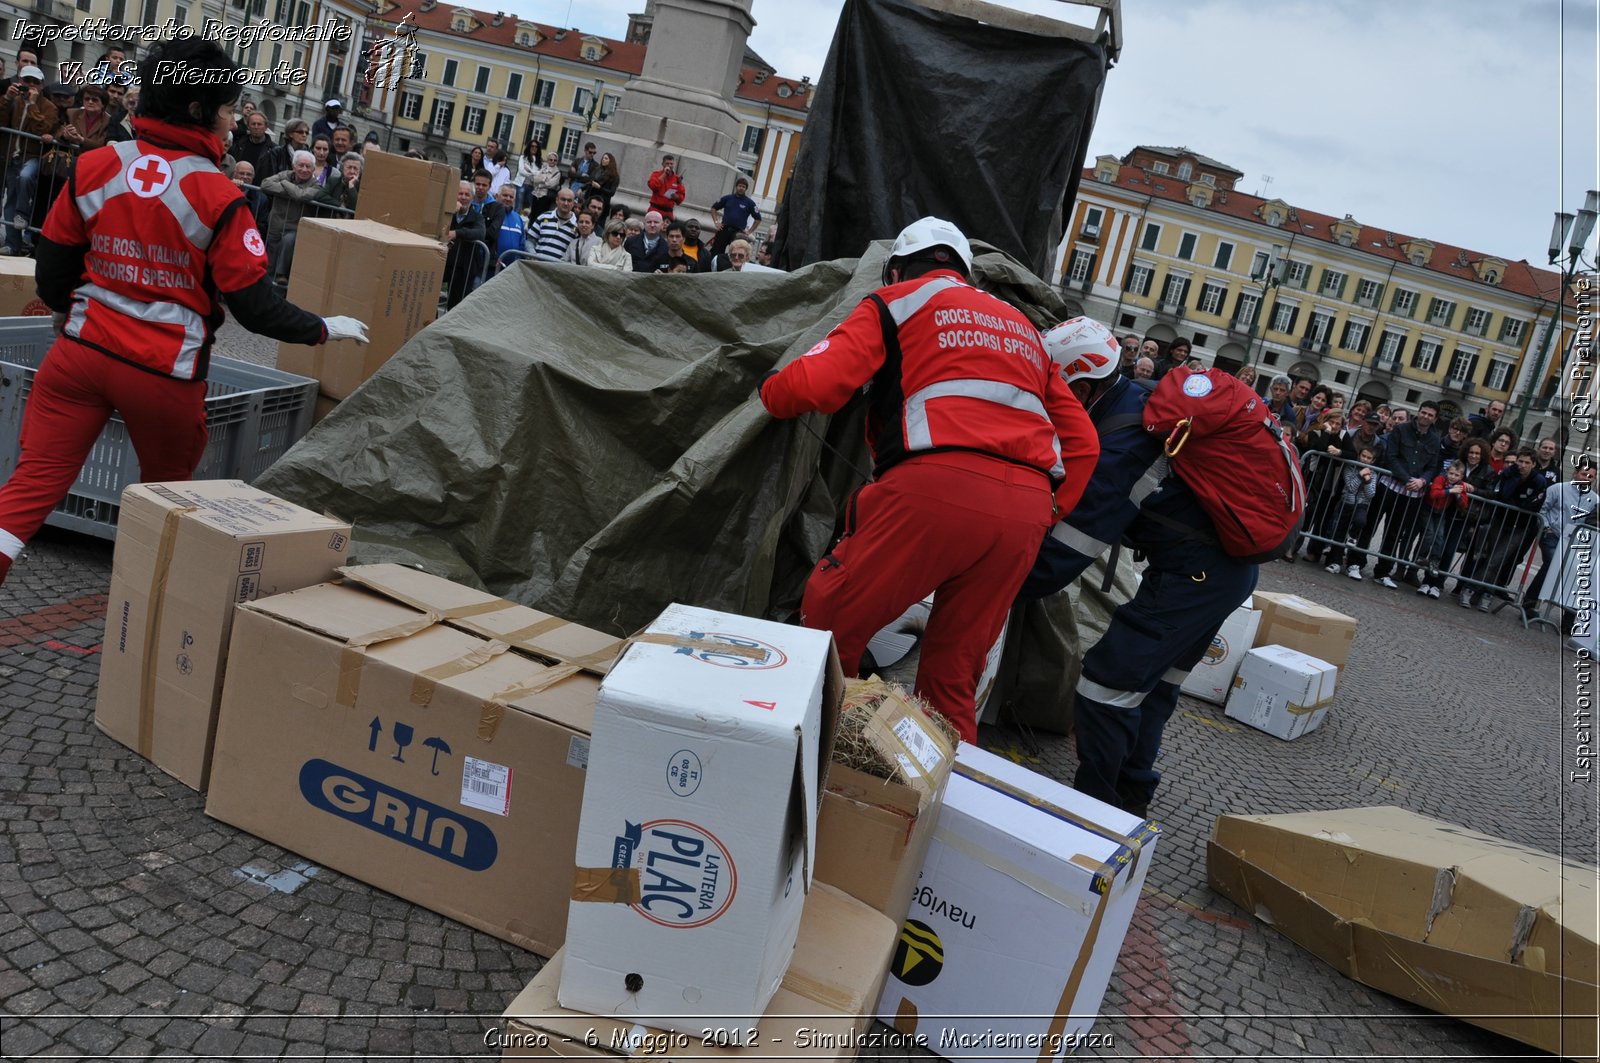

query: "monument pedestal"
xmin=588 ymin=0 xmax=754 ymax=221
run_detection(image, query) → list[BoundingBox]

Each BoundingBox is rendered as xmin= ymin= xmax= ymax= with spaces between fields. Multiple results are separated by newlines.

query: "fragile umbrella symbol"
xmin=423 ymin=737 xmax=452 ymax=776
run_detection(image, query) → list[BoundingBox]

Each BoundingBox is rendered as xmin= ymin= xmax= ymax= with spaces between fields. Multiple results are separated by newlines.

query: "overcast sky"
xmin=502 ymin=0 xmax=1598 ymax=269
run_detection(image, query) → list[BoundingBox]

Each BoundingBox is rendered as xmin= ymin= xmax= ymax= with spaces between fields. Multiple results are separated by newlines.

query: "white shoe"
xmin=1347 ymin=566 xmax=1363 ymax=581
xmin=1325 ymin=562 xmax=1342 ymax=574
xmin=1428 ymin=586 xmax=1441 ymax=598
xmin=1377 ymin=576 xmax=1399 ymax=589
xmin=1415 ymin=584 xmax=1429 ymax=596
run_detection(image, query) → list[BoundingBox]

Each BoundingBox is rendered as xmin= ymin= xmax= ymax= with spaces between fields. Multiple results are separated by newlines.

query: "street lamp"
xmin=1513 ymin=189 xmax=1598 ymax=438
xmin=1248 ymin=243 xmax=1287 ymax=374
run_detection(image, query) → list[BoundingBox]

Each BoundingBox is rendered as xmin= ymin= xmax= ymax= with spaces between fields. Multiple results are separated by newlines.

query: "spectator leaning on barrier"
xmin=2 ymin=65 xmax=59 ymax=256
xmin=260 ymin=150 xmax=323 ymax=283
xmin=760 ymin=218 xmax=1096 ymax=747
xmin=444 ymin=180 xmax=486 ymax=309
xmin=1467 ymin=447 xmax=1550 ymax=611
xmin=1416 ymin=460 xmax=1473 ymax=598
xmin=1018 ymin=316 xmax=1246 ymax=817
xmin=58 ymin=84 xmax=122 ymax=152
xmin=1524 ymin=456 xmax=1597 ymax=631
xmin=0 ymin=37 xmax=366 ymax=589
xmin=1370 ymin=399 xmax=1442 ymax=589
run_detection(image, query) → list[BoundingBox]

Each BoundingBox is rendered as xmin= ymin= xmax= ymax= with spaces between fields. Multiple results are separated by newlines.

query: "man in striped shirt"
xmin=529 ymin=187 xmax=580 ymax=262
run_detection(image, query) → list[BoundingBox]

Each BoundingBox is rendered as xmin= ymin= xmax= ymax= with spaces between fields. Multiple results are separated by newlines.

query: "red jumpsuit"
xmin=0 ymin=116 xmax=325 ymax=586
xmin=760 ymin=269 xmax=1097 ymax=741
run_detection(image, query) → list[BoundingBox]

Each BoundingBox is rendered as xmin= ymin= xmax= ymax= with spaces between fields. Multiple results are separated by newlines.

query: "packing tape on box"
xmin=781 ymin=967 xmax=856 ymax=1013
xmin=893 ymin=997 xmax=918 ymax=1036
xmin=336 ymin=565 xmax=515 ymax=622
xmin=409 ymin=640 xmax=510 ymax=707
xmin=336 ymin=646 xmax=366 ymax=707
xmin=346 ymin=612 xmax=440 ymax=648
xmin=933 ymin=820 xmax=1094 ymax=918
xmin=1287 ymin=694 xmax=1334 ymax=716
xmin=624 ymin=632 xmax=768 ymax=662
xmin=953 ymin=763 xmax=1155 ymax=894
xmin=862 ymin=708 xmax=941 ymax=791
xmin=137 ymin=505 xmax=198 ymax=758
xmin=491 ymin=618 xmax=622 ymax=676
xmin=571 ymin=866 xmax=642 ymax=905
xmin=1039 ymin=887 xmax=1113 ymax=1063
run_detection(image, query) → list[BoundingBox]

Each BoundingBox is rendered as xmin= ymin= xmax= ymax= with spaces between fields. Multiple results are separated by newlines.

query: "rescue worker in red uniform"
xmin=759 ymin=217 xmax=1098 ymax=742
xmin=0 ymin=37 xmax=368 ymax=588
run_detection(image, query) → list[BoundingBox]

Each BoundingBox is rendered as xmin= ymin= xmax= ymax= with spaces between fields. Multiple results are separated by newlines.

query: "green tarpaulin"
xmin=255 ymin=243 xmax=1135 ymax=731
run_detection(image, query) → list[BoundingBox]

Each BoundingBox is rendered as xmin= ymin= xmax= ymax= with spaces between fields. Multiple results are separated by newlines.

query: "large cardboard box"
xmin=1209 ymin=806 xmax=1598 ymax=1061
xmin=1252 ymin=590 xmax=1358 ymax=674
xmin=94 ymin=481 xmax=351 ymax=791
xmin=0 ymin=256 xmax=48 ymax=316
xmin=878 ymin=744 xmax=1159 ymax=1058
xmin=500 ymin=883 xmax=898 ymax=1061
xmin=275 ymin=218 xmax=444 ymax=400
xmin=355 ymin=149 xmax=456 ymax=241
xmin=1223 ymin=645 xmax=1336 ymax=741
xmin=560 ymin=605 xmax=842 ymax=1037
xmin=205 ymin=564 xmax=624 ymax=954
xmin=816 ymin=682 xmax=955 ymax=927
xmin=1180 ymin=595 xmax=1261 ymax=705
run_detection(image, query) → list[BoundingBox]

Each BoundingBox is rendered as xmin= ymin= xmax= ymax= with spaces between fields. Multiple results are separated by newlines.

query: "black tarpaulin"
xmin=772 ymin=0 xmax=1110 ymax=276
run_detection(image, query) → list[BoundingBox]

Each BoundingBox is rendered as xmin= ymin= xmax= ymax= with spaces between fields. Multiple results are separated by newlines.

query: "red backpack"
xmin=1141 ymin=368 xmax=1306 ymax=563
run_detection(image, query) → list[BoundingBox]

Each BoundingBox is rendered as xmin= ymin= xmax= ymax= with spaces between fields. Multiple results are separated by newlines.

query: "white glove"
xmin=324 ymin=316 xmax=369 ymax=344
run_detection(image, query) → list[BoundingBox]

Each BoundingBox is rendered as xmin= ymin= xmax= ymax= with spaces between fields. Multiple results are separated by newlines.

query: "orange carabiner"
xmin=1165 ymin=418 xmax=1193 ymax=457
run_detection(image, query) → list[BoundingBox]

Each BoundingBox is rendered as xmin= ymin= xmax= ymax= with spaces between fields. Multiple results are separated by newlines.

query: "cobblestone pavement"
xmin=1 ymin=323 xmax=1593 ymax=1059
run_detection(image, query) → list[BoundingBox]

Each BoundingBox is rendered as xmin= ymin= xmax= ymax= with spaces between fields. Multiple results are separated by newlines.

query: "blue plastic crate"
xmin=0 ymin=318 xmax=319 ymax=539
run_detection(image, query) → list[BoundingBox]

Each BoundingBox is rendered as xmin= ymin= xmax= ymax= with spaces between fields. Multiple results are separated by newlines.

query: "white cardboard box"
xmin=877 ymin=744 xmax=1159 ymax=1060
xmin=1224 ymin=645 xmax=1337 ymax=740
xmin=1180 ymin=596 xmax=1261 ymax=706
xmin=559 ymin=605 xmax=841 ymax=1037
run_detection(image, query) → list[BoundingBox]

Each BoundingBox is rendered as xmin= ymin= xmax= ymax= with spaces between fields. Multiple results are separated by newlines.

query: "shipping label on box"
xmin=559 ymin=604 xmax=843 ymax=1037
xmin=1181 ymin=598 xmax=1261 ymax=705
xmin=94 ymin=480 xmax=351 ymax=791
xmin=276 ymin=218 xmax=445 ymax=400
xmin=502 ymin=883 xmax=898 ymax=1061
xmin=1252 ymin=591 xmax=1358 ymax=674
xmin=816 ymin=681 xmax=954 ymax=927
xmin=355 ymin=150 xmax=456 ymax=241
xmin=878 ymin=744 xmax=1159 ymax=1059
xmin=1224 ymin=645 xmax=1337 ymax=741
xmin=205 ymin=566 xmax=622 ymax=955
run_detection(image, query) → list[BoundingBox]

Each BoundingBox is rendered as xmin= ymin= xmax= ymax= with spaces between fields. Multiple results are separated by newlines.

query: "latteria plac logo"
xmin=672 ymin=631 xmax=788 ymax=669
xmin=611 ymin=819 xmax=737 ymax=928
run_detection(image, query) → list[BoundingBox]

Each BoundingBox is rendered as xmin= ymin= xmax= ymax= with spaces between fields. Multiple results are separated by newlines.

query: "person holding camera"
xmin=2 ymin=65 xmax=59 ymax=255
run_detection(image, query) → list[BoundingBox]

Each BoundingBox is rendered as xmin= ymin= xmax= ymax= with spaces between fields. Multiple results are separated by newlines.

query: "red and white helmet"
xmin=1043 ymin=316 xmax=1121 ymax=384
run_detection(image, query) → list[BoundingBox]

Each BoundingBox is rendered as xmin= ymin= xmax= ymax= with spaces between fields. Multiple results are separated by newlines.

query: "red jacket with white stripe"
xmin=760 ymin=269 xmax=1098 ymax=513
xmin=39 ymin=116 xmax=320 ymax=381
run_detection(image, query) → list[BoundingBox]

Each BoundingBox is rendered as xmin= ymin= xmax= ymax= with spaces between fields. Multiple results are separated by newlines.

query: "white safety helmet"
xmin=883 ymin=216 xmax=973 ymax=283
xmin=1043 ymin=317 xmax=1121 ymax=384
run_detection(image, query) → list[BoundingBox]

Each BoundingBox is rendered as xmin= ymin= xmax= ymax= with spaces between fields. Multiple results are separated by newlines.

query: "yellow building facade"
xmin=1058 ymin=146 xmax=1578 ymax=436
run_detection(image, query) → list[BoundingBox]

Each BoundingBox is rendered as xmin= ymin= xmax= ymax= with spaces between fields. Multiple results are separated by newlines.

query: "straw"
xmin=832 ymin=676 xmax=958 ymax=785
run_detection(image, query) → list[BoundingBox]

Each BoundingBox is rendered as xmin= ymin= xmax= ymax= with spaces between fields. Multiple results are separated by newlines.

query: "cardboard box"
xmin=313 ymin=393 xmax=340 ymax=424
xmin=501 ymin=883 xmax=898 ymax=1061
xmin=559 ymin=605 xmax=842 ymax=1036
xmin=205 ymin=564 xmax=624 ymax=954
xmin=1224 ymin=645 xmax=1336 ymax=740
xmin=94 ymin=481 xmax=351 ymax=790
xmin=1208 ymin=806 xmax=1598 ymax=1061
xmin=355 ymin=149 xmax=456 ymax=242
xmin=1180 ymin=596 xmax=1260 ymax=705
xmin=816 ymin=681 xmax=954 ymax=927
xmin=0 ymin=256 xmax=48 ymax=316
xmin=878 ymin=744 xmax=1159 ymax=1058
xmin=275 ymin=218 xmax=445 ymax=400
xmin=1252 ymin=590 xmax=1358 ymax=674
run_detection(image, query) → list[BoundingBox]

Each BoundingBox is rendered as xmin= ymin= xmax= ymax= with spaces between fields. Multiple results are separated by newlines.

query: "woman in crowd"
xmin=309 ymin=134 xmax=333 ymax=185
xmin=461 ymin=145 xmax=484 ymax=182
xmin=485 ymin=148 xmax=511 ymax=195
xmin=57 ymin=84 xmax=118 ymax=151
xmin=1235 ymin=365 xmax=1258 ymax=389
xmin=587 ymin=219 xmax=632 ymax=271
xmin=527 ymin=150 xmax=564 ymax=218
xmin=514 ymin=139 xmax=542 ymax=212
xmin=260 ymin=118 xmax=309 ymax=179
xmin=563 ymin=211 xmax=600 ymax=266
xmin=317 ymin=152 xmax=362 ymax=211
xmin=585 ymin=151 xmax=621 ymax=211
xmin=1294 ymin=409 xmax=1347 ymax=563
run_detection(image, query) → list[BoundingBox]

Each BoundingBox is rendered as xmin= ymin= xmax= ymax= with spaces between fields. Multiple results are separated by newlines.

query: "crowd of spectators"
xmin=1116 ymin=333 xmax=1588 ymax=634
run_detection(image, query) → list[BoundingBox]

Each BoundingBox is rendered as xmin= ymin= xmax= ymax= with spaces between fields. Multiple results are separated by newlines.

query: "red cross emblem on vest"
xmin=128 ymin=155 xmax=173 ymax=198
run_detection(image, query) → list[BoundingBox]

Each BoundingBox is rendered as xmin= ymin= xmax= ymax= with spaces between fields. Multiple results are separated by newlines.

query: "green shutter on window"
xmin=1336 ymin=274 xmax=1349 ymax=300
xmin=1371 ymin=283 xmax=1384 ymax=307
xmin=1287 ymin=307 xmax=1300 ymax=334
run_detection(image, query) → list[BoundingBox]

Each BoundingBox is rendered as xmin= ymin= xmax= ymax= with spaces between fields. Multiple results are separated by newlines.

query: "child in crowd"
xmin=1324 ymin=445 xmax=1379 ymax=579
xmin=1415 ymin=460 xmax=1472 ymax=598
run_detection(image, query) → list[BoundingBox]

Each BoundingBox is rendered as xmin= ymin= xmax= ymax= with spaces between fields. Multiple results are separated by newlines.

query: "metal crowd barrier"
xmin=1293 ymin=450 xmax=1551 ymax=617
xmin=1 ymin=125 xmax=88 ymax=250
xmin=443 ymin=239 xmax=490 ymax=311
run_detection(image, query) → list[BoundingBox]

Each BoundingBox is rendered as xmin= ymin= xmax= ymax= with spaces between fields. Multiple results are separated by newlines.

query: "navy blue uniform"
xmin=1021 ymin=376 xmax=1257 ymax=813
